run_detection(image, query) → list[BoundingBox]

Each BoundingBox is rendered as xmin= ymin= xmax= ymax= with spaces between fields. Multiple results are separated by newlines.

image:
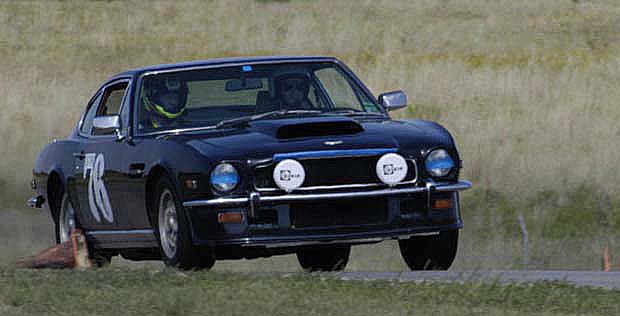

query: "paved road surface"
xmin=325 ymin=271 xmax=620 ymax=289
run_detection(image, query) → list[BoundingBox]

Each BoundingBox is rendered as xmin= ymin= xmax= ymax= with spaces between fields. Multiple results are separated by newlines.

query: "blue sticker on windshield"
xmin=242 ymin=65 xmax=253 ymax=72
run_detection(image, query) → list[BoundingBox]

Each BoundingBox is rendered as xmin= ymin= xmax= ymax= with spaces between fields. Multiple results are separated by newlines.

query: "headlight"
xmin=210 ymin=163 xmax=239 ymax=192
xmin=425 ymin=149 xmax=455 ymax=177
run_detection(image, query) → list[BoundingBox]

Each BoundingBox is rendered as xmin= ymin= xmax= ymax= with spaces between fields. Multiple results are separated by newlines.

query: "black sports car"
xmin=29 ymin=56 xmax=472 ymax=270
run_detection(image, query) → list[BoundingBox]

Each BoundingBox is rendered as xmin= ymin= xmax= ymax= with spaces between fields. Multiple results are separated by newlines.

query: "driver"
xmin=274 ymin=73 xmax=313 ymax=110
xmin=142 ymin=76 xmax=188 ymax=129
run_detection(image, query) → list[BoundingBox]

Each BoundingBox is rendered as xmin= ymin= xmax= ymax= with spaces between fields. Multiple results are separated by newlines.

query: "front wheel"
xmin=399 ymin=230 xmax=458 ymax=270
xmin=297 ymin=245 xmax=350 ymax=272
xmin=155 ymin=176 xmax=214 ymax=270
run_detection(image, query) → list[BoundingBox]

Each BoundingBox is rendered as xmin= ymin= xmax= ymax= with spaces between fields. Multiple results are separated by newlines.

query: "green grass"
xmin=463 ymin=185 xmax=619 ymax=240
xmin=0 ymin=267 xmax=619 ymax=316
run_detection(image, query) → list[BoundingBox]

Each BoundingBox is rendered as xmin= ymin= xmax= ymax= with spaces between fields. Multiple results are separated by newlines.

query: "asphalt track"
xmin=309 ymin=271 xmax=620 ymax=290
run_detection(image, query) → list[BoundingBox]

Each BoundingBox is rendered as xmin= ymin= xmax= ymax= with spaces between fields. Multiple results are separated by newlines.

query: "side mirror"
xmin=92 ymin=115 xmax=121 ymax=136
xmin=378 ymin=90 xmax=408 ymax=111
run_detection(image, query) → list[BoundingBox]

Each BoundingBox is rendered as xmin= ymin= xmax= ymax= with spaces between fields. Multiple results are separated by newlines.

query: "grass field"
xmin=2 ymin=0 xmax=620 ymax=270
xmin=1 ymin=267 xmax=619 ymax=316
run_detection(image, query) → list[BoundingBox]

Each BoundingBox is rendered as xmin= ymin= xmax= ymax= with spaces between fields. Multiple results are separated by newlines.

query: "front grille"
xmin=291 ymin=198 xmax=388 ymax=228
xmin=304 ymin=156 xmax=381 ymax=186
xmin=254 ymin=156 xmax=417 ymax=190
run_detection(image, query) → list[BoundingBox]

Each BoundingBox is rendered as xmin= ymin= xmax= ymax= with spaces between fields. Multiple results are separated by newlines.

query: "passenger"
xmin=274 ymin=73 xmax=314 ymax=110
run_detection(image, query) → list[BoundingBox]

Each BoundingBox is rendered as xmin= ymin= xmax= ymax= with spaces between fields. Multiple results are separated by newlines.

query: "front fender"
xmin=140 ymin=139 xmax=214 ymax=202
xmin=400 ymin=119 xmax=457 ymax=148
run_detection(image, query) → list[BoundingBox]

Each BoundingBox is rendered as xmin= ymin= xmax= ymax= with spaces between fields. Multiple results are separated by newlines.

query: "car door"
xmin=72 ymin=79 xmax=132 ymax=231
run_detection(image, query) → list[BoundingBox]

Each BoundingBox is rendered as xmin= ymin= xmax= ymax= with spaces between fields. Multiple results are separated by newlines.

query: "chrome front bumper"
xmin=201 ymin=227 xmax=455 ymax=249
xmin=27 ymin=195 xmax=45 ymax=208
xmin=183 ymin=180 xmax=473 ymax=215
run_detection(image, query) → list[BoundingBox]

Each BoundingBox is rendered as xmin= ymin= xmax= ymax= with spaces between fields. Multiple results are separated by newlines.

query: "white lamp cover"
xmin=273 ymin=159 xmax=306 ymax=192
xmin=376 ymin=153 xmax=408 ymax=186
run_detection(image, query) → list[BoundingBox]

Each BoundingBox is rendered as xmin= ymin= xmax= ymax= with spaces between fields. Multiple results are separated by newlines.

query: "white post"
xmin=518 ymin=213 xmax=529 ymax=269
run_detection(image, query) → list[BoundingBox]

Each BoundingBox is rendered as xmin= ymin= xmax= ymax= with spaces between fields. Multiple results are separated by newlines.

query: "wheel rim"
xmin=158 ymin=189 xmax=179 ymax=259
xmin=59 ymin=194 xmax=76 ymax=243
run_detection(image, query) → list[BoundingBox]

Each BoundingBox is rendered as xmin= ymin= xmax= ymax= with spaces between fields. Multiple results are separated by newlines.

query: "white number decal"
xmin=84 ymin=153 xmax=114 ymax=223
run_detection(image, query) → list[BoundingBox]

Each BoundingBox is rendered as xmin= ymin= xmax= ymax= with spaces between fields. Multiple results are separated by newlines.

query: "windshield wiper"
xmin=215 ymin=110 xmax=323 ymax=129
xmin=323 ymin=110 xmax=386 ymax=117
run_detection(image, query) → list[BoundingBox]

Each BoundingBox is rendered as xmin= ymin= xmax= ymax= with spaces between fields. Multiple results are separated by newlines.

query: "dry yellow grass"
xmin=2 ymin=0 xmax=620 ymax=202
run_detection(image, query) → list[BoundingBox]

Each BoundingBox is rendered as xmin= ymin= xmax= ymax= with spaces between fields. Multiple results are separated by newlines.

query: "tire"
xmin=154 ymin=175 xmax=214 ymax=270
xmin=398 ymin=230 xmax=458 ymax=270
xmin=90 ymin=251 xmax=112 ymax=268
xmin=53 ymin=188 xmax=112 ymax=267
xmin=297 ymin=245 xmax=351 ymax=272
xmin=54 ymin=191 xmax=77 ymax=244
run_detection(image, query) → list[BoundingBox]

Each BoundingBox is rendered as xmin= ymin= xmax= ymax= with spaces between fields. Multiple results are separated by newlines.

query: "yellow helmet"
xmin=143 ymin=76 xmax=188 ymax=119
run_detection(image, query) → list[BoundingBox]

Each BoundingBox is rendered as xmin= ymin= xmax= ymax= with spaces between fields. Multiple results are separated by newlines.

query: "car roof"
xmin=112 ymin=56 xmax=338 ymax=79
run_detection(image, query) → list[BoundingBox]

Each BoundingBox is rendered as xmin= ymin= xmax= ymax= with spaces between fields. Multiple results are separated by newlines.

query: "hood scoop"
xmin=276 ymin=119 xmax=364 ymax=139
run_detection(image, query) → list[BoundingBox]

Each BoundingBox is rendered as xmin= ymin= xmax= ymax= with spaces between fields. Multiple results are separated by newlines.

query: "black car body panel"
xmin=30 ymin=56 xmax=471 ymax=260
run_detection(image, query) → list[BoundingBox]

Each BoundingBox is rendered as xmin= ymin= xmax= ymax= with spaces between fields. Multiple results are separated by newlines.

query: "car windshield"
xmin=137 ymin=62 xmax=383 ymax=133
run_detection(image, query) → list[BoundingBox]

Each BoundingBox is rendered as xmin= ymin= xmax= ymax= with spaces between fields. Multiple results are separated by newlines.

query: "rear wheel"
xmin=56 ymin=192 xmax=76 ymax=244
xmin=398 ymin=230 xmax=458 ymax=270
xmin=155 ymin=176 xmax=214 ymax=270
xmin=297 ymin=245 xmax=350 ymax=272
xmin=54 ymin=189 xmax=111 ymax=267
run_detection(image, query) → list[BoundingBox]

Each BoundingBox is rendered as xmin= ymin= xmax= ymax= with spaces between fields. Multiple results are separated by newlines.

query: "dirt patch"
xmin=0 ymin=208 xmax=54 ymax=263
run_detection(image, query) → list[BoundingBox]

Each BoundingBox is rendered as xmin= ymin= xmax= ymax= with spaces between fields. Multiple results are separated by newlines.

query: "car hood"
xmin=163 ymin=116 xmax=456 ymax=162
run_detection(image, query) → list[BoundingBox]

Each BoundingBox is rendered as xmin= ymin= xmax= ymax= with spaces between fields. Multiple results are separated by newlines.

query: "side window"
xmin=80 ymin=92 xmax=103 ymax=135
xmin=315 ymin=67 xmax=362 ymax=110
xmin=98 ymin=82 xmax=129 ymax=117
xmin=82 ymin=81 xmax=129 ymax=136
xmin=119 ymin=85 xmax=131 ymax=134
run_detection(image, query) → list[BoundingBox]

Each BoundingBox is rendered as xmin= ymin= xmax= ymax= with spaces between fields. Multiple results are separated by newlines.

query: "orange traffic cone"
xmin=71 ymin=229 xmax=92 ymax=269
xmin=15 ymin=241 xmax=74 ymax=269
xmin=16 ymin=229 xmax=91 ymax=269
xmin=604 ymin=245 xmax=611 ymax=272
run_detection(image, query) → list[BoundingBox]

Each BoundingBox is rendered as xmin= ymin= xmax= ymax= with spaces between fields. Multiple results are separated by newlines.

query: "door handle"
xmin=73 ymin=152 xmax=85 ymax=160
xmin=128 ymin=163 xmax=145 ymax=177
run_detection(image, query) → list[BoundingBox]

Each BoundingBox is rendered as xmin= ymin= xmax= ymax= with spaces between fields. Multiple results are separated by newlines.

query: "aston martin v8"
xmin=29 ymin=56 xmax=472 ymax=270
